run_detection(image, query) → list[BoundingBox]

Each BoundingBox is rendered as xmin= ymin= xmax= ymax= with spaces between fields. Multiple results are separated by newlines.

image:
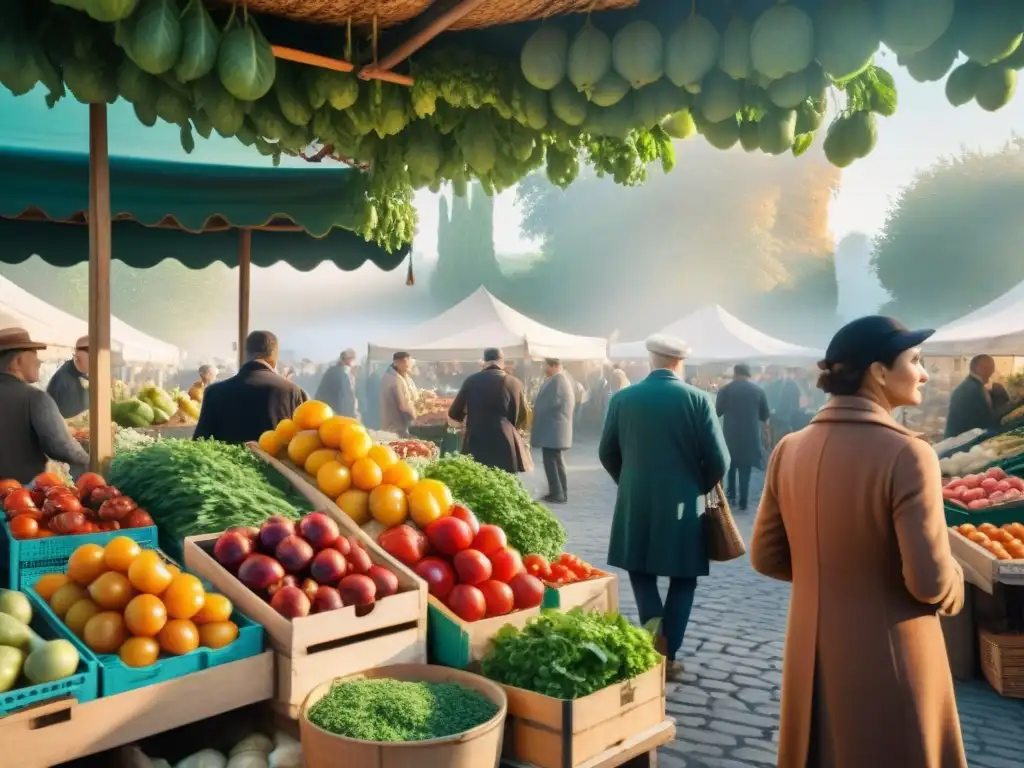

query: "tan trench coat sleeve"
xmin=751 ymin=440 xmax=793 ymax=582
xmin=892 ymin=440 xmax=965 ymax=616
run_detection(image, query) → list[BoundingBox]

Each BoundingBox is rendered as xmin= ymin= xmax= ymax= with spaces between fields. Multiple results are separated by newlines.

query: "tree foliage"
xmin=430 ymin=184 xmax=503 ymax=309
xmin=872 ymin=138 xmax=1024 ymax=326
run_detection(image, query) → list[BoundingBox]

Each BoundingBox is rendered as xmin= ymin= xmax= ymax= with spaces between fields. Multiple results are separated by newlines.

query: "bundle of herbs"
xmin=482 ymin=608 xmax=660 ymax=699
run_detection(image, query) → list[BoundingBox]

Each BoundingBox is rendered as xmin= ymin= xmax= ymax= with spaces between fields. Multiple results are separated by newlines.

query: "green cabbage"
xmin=521 ymin=26 xmax=568 ymax=91
xmin=305 ymin=68 xmax=359 ymax=111
xmin=567 ymin=22 xmax=611 ymax=94
xmin=174 ymin=0 xmax=220 ymax=83
xmin=116 ymin=58 xmax=159 ymax=107
xmin=117 ymin=0 xmax=182 ymax=75
xmin=665 ymin=13 xmax=719 ymax=88
xmin=612 ymin=21 xmax=663 ymax=88
xmin=63 ymin=58 xmax=117 ymax=104
xmin=83 ymin=0 xmax=139 ymax=22
xmin=194 ymin=75 xmax=246 ymax=137
xmin=274 ymin=63 xmax=313 ymax=127
xmin=217 ymin=12 xmax=276 ymax=101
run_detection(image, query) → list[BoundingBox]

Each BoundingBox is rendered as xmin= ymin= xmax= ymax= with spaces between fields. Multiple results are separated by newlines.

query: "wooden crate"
xmin=544 ymin=574 xmax=619 ymax=614
xmin=184 ymin=533 xmax=427 ymax=718
xmin=429 ymin=596 xmax=543 ymax=669
xmin=500 ymin=718 xmax=676 ymax=768
xmin=979 ymin=627 xmax=1024 ymax=698
xmin=500 ymin=661 xmax=666 ymax=768
xmin=947 ymin=527 xmax=1024 ymax=594
xmin=0 ymin=652 xmax=273 ymax=768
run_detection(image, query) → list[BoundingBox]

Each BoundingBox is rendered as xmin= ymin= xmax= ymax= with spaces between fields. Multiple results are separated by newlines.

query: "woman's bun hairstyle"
xmin=816 ymin=360 xmax=864 ymax=396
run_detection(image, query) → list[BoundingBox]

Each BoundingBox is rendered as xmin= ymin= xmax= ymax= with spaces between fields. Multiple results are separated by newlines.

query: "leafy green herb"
xmin=306 ymin=679 xmax=499 ymax=742
xmin=482 ymin=608 xmax=660 ymax=699
xmin=423 ymin=454 xmax=565 ymax=560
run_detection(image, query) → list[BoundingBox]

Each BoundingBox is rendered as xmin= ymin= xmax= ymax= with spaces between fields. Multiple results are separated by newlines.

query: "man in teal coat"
xmin=599 ymin=334 xmax=729 ymax=678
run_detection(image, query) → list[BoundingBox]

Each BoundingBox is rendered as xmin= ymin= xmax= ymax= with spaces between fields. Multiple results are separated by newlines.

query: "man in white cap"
xmin=46 ymin=335 xmax=90 ymax=418
xmin=315 ymin=348 xmax=360 ymax=419
xmin=599 ymin=333 xmax=729 ymax=679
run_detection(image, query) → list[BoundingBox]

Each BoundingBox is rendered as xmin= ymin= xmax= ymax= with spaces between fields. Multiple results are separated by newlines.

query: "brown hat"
xmin=75 ymin=336 xmax=89 ymax=351
xmin=0 ymin=327 xmax=47 ymax=353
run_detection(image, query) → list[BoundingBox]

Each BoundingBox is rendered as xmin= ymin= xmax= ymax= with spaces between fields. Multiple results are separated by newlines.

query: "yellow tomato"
xmin=381 ymin=460 xmax=419 ymax=492
xmin=287 ymin=430 xmax=324 ymax=467
xmin=275 ymin=418 xmax=300 ymax=443
xmin=370 ymin=484 xmax=409 ymax=527
xmin=257 ymin=430 xmax=284 ymax=457
xmin=34 ymin=573 xmax=70 ymax=602
xmin=318 ymin=416 xmax=350 ymax=449
xmin=411 ymin=479 xmax=454 ymax=514
xmin=367 ymin=444 xmax=400 ymax=470
xmin=341 ymin=428 xmax=373 ymax=463
xmin=119 ymin=637 xmax=160 ymax=668
xmin=351 ymin=457 xmax=383 ymax=491
xmin=337 ymin=489 xmax=371 ymax=525
xmin=407 ymin=486 xmax=443 ymax=528
xmin=293 ymin=400 xmax=334 ymax=431
xmin=304 ymin=448 xmax=340 ymax=477
xmin=317 ymin=461 xmax=352 ymax=497
xmin=103 ymin=536 xmax=142 ymax=573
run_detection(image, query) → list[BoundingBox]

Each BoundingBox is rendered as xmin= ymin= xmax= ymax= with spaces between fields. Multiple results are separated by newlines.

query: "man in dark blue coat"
xmin=715 ymin=363 xmax=770 ymax=511
xmin=599 ymin=334 xmax=729 ymax=678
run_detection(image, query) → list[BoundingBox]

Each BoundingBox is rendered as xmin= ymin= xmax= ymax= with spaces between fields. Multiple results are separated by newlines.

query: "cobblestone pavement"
xmin=523 ymin=443 xmax=1024 ymax=768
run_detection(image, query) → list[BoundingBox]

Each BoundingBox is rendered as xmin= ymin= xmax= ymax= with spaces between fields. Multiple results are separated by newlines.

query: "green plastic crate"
xmin=0 ymin=591 xmax=99 ymax=715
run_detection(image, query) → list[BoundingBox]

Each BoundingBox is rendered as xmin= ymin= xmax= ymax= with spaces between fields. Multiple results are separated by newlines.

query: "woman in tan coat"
xmin=751 ymin=316 xmax=966 ymax=768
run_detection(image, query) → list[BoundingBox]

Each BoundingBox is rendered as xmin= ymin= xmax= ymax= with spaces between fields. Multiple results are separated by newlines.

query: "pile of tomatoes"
xmin=523 ymin=553 xmax=601 ymax=586
xmin=952 ymin=521 xmax=1024 ymax=562
xmin=376 ymin=503 xmax=545 ymax=623
xmin=35 ymin=537 xmax=239 ymax=668
xmin=1 ymin=472 xmax=154 ymax=540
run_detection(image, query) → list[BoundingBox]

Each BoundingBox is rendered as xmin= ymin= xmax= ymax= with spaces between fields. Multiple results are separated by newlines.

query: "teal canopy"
xmin=0 ymin=88 xmax=407 ymax=272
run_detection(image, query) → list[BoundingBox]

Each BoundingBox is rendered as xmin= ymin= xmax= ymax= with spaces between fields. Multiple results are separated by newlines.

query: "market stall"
xmin=927 ymin=279 xmax=1024 ymax=357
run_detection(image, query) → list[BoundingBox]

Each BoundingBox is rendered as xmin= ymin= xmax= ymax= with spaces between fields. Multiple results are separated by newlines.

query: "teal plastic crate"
xmin=0 ymin=523 xmax=158 ymax=590
xmin=0 ymin=591 xmax=99 ymax=715
xmin=27 ymin=580 xmax=264 ymax=696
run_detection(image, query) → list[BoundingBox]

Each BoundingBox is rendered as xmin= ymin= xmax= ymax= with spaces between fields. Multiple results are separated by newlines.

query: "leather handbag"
xmin=701 ymin=483 xmax=747 ymax=562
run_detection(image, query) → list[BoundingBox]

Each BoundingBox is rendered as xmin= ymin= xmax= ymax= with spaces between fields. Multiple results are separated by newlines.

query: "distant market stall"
xmin=926 ymin=280 xmax=1024 ymax=357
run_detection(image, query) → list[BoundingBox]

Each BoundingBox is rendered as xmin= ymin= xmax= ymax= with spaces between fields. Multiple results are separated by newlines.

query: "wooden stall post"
xmin=237 ymin=228 xmax=252 ymax=369
xmin=88 ymin=104 xmax=112 ymax=472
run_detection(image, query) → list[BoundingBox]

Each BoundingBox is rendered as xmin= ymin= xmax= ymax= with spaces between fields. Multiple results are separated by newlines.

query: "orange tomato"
xmin=381 ymin=461 xmax=419 ymax=492
xmin=119 ymin=636 xmax=160 ymax=668
xmin=88 ymin=571 xmax=135 ymax=611
xmin=49 ymin=582 xmax=89 ymax=619
xmin=336 ymin=489 xmax=370 ymax=525
xmin=124 ymin=594 xmax=168 ymax=637
xmin=317 ymin=461 xmax=352 ymax=497
xmin=158 ymin=619 xmax=200 ymax=655
xmin=304 ymin=448 xmax=340 ymax=477
xmin=258 ymin=430 xmax=284 ymax=457
xmin=275 ymin=418 xmax=300 ymax=443
xmin=67 ymin=543 xmax=108 ymax=585
xmin=198 ymin=621 xmax=239 ymax=649
xmin=293 ymin=400 xmax=334 ymax=431
xmin=103 ymin=536 xmax=142 ymax=573
xmin=34 ymin=529 xmax=54 ymax=538
xmin=350 ymin=457 xmax=383 ymax=491
xmin=192 ymin=594 xmax=233 ymax=624
xmin=9 ymin=514 xmax=38 ymax=540
xmin=340 ymin=427 xmax=373 ymax=463
xmin=367 ymin=444 xmax=399 ymax=471
xmin=64 ymin=599 xmax=101 ymax=638
xmin=128 ymin=550 xmax=173 ymax=595
xmin=166 ymin=563 xmax=182 ymax=580
xmin=287 ymin=430 xmax=324 ymax=467
xmin=162 ymin=574 xmax=206 ymax=620
xmin=318 ymin=416 xmax=352 ymax=449
xmin=412 ymin=479 xmax=454 ymax=513
xmin=83 ymin=611 xmax=128 ymax=654
xmin=369 ymin=484 xmax=409 ymax=527
xmin=34 ymin=573 xmax=70 ymax=602
xmin=407 ymin=486 xmax=442 ymax=528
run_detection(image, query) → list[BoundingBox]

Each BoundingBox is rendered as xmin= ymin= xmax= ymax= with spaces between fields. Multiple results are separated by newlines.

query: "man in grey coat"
xmin=315 ymin=348 xmax=359 ymax=419
xmin=532 ymin=358 xmax=576 ymax=503
xmin=715 ymin=363 xmax=770 ymax=511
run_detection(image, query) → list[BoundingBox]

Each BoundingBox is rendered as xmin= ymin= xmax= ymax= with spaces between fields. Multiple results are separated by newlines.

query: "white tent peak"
xmin=927 ymin=281 xmax=1024 ymax=356
xmin=611 ymin=304 xmax=821 ymax=363
xmin=369 ymin=287 xmax=607 ymax=362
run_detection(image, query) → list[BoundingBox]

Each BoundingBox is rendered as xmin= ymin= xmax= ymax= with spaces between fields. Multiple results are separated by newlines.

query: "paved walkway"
xmin=523 ymin=444 xmax=1024 ymax=768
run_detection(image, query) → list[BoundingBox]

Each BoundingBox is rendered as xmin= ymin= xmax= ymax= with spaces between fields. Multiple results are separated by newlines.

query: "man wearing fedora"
xmin=599 ymin=334 xmax=729 ymax=679
xmin=0 ymin=328 xmax=90 ymax=483
xmin=46 ymin=335 xmax=90 ymax=418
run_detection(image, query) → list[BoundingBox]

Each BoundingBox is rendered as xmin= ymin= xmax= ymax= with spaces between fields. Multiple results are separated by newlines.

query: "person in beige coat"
xmin=379 ymin=351 xmax=418 ymax=436
xmin=751 ymin=316 xmax=967 ymax=768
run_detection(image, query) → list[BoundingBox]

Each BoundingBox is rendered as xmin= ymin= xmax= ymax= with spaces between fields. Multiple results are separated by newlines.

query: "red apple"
xmin=267 ymin=575 xmax=299 ymax=597
xmin=227 ymin=525 xmax=260 ymax=546
xmin=237 ymin=554 xmax=285 ymax=591
xmin=300 ymin=578 xmax=320 ymax=603
xmin=259 ymin=517 xmax=296 ymax=553
xmin=346 ymin=546 xmax=373 ymax=575
xmin=270 ymin=585 xmax=311 ymax=619
xmin=339 ymin=574 xmax=376 ymax=607
xmin=333 ymin=536 xmax=352 ymax=557
xmin=213 ymin=531 xmax=253 ymax=570
xmin=310 ymin=548 xmax=348 ymax=585
xmin=276 ymin=534 xmax=315 ymax=573
xmin=298 ymin=512 xmax=340 ymax=550
xmin=367 ymin=565 xmax=399 ymax=599
xmin=312 ymin=585 xmax=344 ymax=613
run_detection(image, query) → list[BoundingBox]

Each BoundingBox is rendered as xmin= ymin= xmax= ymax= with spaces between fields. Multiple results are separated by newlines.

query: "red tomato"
xmin=4 ymin=489 xmax=36 ymax=516
xmin=489 ymin=548 xmax=524 ymax=583
xmin=0 ymin=479 xmax=21 ymax=498
xmin=414 ymin=557 xmax=456 ymax=599
xmin=32 ymin=473 xmax=63 ymax=491
xmin=122 ymin=509 xmax=154 ymax=529
xmin=508 ymin=573 xmax=545 ymax=609
xmin=478 ymin=580 xmax=514 ymax=617
xmin=986 ymin=467 xmax=1008 ymax=481
xmin=75 ymin=472 xmax=107 ymax=500
xmin=447 ymin=584 xmax=486 ymax=622
xmin=453 ymin=549 xmax=492 ymax=585
xmin=549 ymin=563 xmax=575 ymax=584
xmin=377 ymin=525 xmax=428 ymax=566
xmin=425 ymin=517 xmax=474 ymax=556
xmin=9 ymin=514 xmax=38 ymax=540
xmin=472 ymin=525 xmax=507 ymax=556
xmin=523 ymin=554 xmax=552 ymax=579
xmin=449 ymin=503 xmax=480 ymax=535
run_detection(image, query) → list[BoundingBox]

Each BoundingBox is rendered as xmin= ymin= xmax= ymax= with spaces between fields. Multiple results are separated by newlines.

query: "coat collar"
xmin=810 ymin=396 xmax=918 ymax=437
xmin=646 ymin=369 xmax=680 ymax=382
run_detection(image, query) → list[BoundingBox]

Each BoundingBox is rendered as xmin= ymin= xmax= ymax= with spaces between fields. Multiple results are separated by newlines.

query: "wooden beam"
xmin=237 ymin=228 xmax=252 ymax=369
xmin=362 ymin=0 xmax=490 ymax=74
xmin=357 ymin=68 xmax=415 ymax=86
xmin=87 ymin=104 xmax=112 ymax=473
xmin=272 ymin=45 xmax=354 ymax=72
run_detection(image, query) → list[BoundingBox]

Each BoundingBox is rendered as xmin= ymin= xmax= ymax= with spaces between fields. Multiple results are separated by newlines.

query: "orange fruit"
xmin=198 ymin=621 xmax=239 ymax=649
xmin=412 ymin=479 xmax=454 ymax=512
xmin=88 ymin=571 xmax=135 ymax=611
xmin=293 ymin=400 xmax=334 ymax=431
xmin=67 ymin=543 xmax=109 ymax=585
xmin=382 ymin=461 xmax=419 ymax=492
xmin=49 ymin=582 xmax=89 ymax=619
xmin=34 ymin=573 xmax=70 ymax=602
xmin=83 ymin=611 xmax=127 ymax=654
xmin=258 ymin=430 xmax=284 ymax=457
xmin=367 ymin=444 xmax=400 ymax=470
xmin=304 ymin=448 xmax=340 ymax=477
xmin=275 ymin=418 xmax=300 ymax=443
xmin=407 ymin=486 xmax=443 ymax=528
xmin=166 ymin=563 xmax=182 ymax=579
xmin=351 ymin=457 xmax=383 ymax=491
xmin=337 ymin=489 xmax=371 ymax=525
xmin=369 ymin=484 xmax=409 ymax=527
xmin=103 ymin=536 xmax=142 ymax=573
xmin=317 ymin=461 xmax=352 ymax=497
xmin=124 ymin=593 xmax=168 ymax=637
xmin=287 ymin=430 xmax=324 ymax=467
xmin=128 ymin=550 xmax=174 ymax=595
xmin=158 ymin=619 xmax=200 ymax=656
xmin=192 ymin=594 xmax=233 ymax=624
xmin=64 ymin=599 xmax=101 ymax=638
xmin=119 ymin=636 xmax=160 ymax=668
xmin=318 ymin=416 xmax=351 ymax=449
xmin=162 ymin=574 xmax=206 ymax=620
xmin=340 ymin=427 xmax=373 ymax=463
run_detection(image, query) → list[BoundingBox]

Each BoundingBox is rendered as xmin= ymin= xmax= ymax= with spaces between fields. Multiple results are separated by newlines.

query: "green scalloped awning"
xmin=0 ymin=87 xmax=408 ymax=271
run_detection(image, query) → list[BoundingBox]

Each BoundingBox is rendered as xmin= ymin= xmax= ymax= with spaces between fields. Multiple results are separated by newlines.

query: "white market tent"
xmin=368 ymin=287 xmax=608 ymax=362
xmin=926 ymin=281 xmax=1024 ymax=356
xmin=0 ymin=275 xmax=182 ymax=366
xmin=611 ymin=305 xmax=821 ymax=364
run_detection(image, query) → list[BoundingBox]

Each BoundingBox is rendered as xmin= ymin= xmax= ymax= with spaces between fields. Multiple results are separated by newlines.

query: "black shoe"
xmin=542 ymin=494 xmax=567 ymax=504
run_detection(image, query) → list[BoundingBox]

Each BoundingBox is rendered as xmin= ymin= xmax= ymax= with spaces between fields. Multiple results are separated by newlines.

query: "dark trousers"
xmin=628 ymin=572 xmax=697 ymax=661
xmin=727 ymin=463 xmax=752 ymax=509
xmin=541 ymin=448 xmax=567 ymax=500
